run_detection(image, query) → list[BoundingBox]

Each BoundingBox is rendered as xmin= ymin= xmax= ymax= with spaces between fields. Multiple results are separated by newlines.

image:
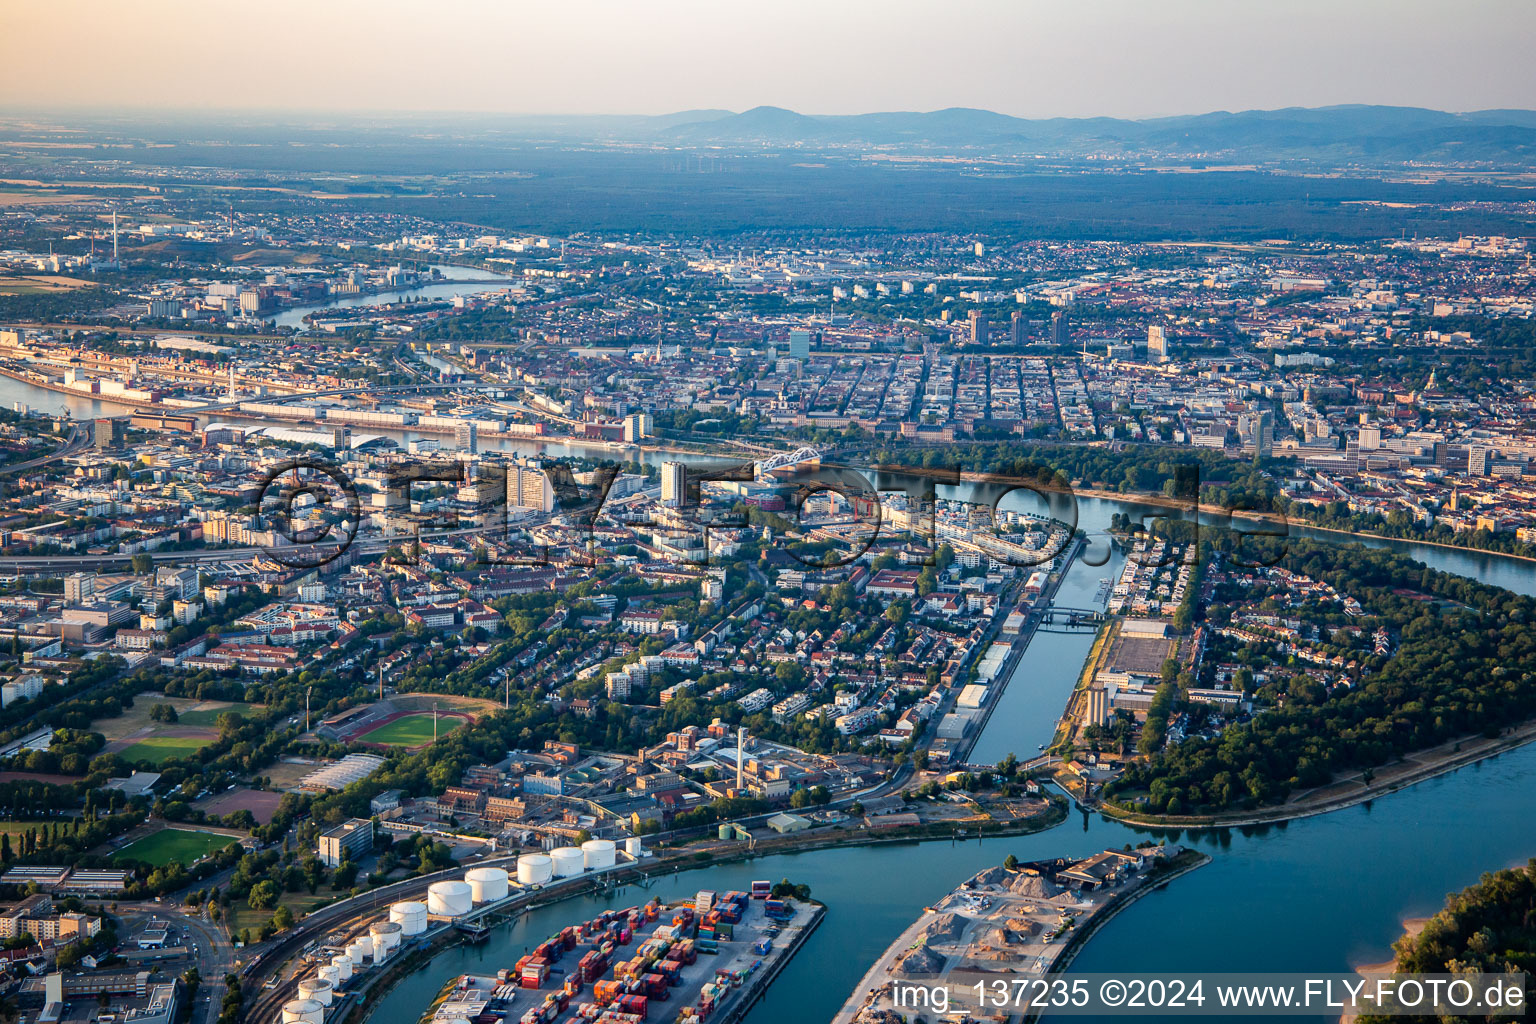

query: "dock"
xmin=414 ymin=888 xmax=823 ymax=1024
xmin=832 ymin=846 xmax=1203 ymax=1024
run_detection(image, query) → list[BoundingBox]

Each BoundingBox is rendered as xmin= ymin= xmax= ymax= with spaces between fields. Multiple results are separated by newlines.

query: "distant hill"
xmin=643 ymin=103 xmax=1536 ymax=165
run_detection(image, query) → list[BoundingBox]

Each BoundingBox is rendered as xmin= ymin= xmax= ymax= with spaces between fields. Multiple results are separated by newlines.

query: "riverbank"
xmin=310 ymin=801 xmax=1069 ymax=1024
xmin=1068 ymin=486 xmax=1536 ymax=567
xmin=1091 ymin=718 xmax=1536 ymax=830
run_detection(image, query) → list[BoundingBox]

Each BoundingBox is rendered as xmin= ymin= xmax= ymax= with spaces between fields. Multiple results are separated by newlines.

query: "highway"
xmin=0 ymin=422 xmax=89 ymax=475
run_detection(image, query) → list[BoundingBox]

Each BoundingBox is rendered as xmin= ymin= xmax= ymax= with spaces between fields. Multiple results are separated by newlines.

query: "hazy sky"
xmin=4 ymin=0 xmax=1535 ymax=119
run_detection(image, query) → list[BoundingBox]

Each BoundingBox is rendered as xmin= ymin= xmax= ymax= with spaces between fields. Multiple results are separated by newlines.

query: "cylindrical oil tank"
xmin=317 ymin=965 xmax=339 ymax=987
xmin=624 ymin=836 xmax=643 ymax=857
xmin=427 ymin=879 xmax=473 ymax=917
xmin=465 ymin=866 xmax=509 ymax=904
xmin=346 ymin=935 xmax=372 ymax=963
xmin=297 ymin=978 xmax=333 ymax=1006
xmin=389 ymin=900 xmax=428 ymax=935
xmin=582 ymin=839 xmax=616 ymax=870
xmin=550 ymin=847 xmax=585 ymax=878
xmin=517 ymin=854 xmax=553 ymax=885
xmin=282 ymin=998 xmax=324 ymax=1024
xmin=330 ymin=954 xmax=353 ymax=982
xmin=369 ymin=920 xmax=403 ymax=958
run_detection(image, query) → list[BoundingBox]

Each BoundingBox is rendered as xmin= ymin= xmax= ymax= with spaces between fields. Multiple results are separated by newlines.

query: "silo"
xmin=317 ymin=965 xmax=339 ymax=987
xmin=549 ymin=847 xmax=585 ymax=878
xmin=389 ymin=900 xmax=428 ymax=935
xmin=330 ymin=954 xmax=353 ymax=982
xmin=282 ymin=998 xmax=324 ymax=1024
xmin=517 ymin=854 xmax=553 ymax=885
xmin=427 ymin=879 xmax=474 ymax=917
xmin=370 ymin=920 xmax=403 ymax=958
xmin=581 ymin=839 xmax=616 ymax=870
xmin=465 ymin=866 xmax=510 ymax=903
xmin=297 ymin=979 xmax=333 ymax=1006
xmin=624 ymin=836 xmax=643 ymax=857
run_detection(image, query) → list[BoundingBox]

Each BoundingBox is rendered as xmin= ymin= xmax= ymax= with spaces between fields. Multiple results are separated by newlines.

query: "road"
xmin=117 ymin=899 xmax=234 ymax=1024
xmin=0 ymin=422 xmax=88 ymax=475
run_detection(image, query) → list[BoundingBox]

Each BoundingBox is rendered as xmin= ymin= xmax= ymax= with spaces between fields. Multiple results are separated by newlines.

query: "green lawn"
xmin=226 ymin=890 xmax=336 ymax=933
xmin=177 ymin=705 xmax=250 ymax=728
xmin=358 ymin=713 xmax=463 ymax=747
xmin=0 ymin=820 xmax=87 ymax=839
xmin=114 ymin=828 xmax=239 ymax=867
xmin=119 ymin=736 xmax=209 ymax=766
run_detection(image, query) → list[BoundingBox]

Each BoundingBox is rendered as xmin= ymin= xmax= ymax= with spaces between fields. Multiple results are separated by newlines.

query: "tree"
xmin=247 ymin=880 xmax=278 ymax=910
xmin=1004 ymin=853 xmax=1020 ymax=871
xmin=131 ymin=554 xmax=153 ymax=575
xmin=272 ymin=905 xmax=295 ymax=931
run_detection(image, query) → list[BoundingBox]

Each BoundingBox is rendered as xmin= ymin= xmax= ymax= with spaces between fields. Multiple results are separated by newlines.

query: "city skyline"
xmin=4 ymin=0 xmax=1535 ymax=119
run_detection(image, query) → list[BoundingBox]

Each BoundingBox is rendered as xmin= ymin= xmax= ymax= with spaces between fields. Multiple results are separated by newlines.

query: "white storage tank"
xmin=517 ymin=854 xmax=553 ymax=885
xmin=550 ymin=846 xmax=585 ymax=878
xmin=369 ymin=920 xmax=403 ymax=958
xmin=330 ymin=954 xmax=353 ymax=982
xmin=582 ymin=839 xmax=616 ymax=870
xmin=282 ymin=998 xmax=324 ymax=1024
xmin=317 ymin=965 xmax=339 ymax=987
xmin=346 ymin=935 xmax=372 ymax=963
xmin=389 ymin=900 xmax=428 ymax=935
xmin=427 ymin=879 xmax=474 ymax=917
xmin=297 ymin=979 xmax=333 ymax=1006
xmin=465 ymin=866 xmax=509 ymax=904
xmin=623 ymin=836 xmax=643 ymax=857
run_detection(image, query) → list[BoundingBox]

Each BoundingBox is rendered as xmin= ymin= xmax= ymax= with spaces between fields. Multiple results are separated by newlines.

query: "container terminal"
xmin=412 ymin=884 xmax=822 ymax=1024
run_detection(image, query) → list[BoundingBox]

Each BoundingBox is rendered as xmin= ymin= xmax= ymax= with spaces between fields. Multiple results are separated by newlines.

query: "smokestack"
xmin=112 ymin=210 xmax=118 ymax=263
xmin=736 ymin=727 xmax=745 ymax=791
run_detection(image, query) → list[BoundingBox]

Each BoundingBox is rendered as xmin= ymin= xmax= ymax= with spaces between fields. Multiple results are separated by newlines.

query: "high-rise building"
xmin=661 ymin=461 xmax=687 ymax=507
xmin=332 ymin=426 xmax=352 ymax=453
xmin=64 ymin=573 xmax=95 ymax=605
xmin=92 ymin=418 xmax=125 ymax=449
xmin=787 ymin=329 xmax=811 ymax=362
xmin=974 ymin=241 xmax=985 ymax=257
xmin=455 ymin=421 xmax=478 ymax=454
xmin=1358 ymin=424 xmax=1381 ymax=451
xmin=1147 ymin=325 xmax=1168 ymax=361
xmin=507 ymin=463 xmax=554 ymax=512
xmin=1256 ymin=410 xmax=1274 ymax=458
xmin=1468 ymin=446 xmax=1489 ymax=476
xmin=1010 ymin=310 xmax=1025 ymax=346
xmin=968 ymin=310 xmax=988 ymax=346
xmin=1050 ymin=311 xmax=1068 ymax=348
xmin=623 ymin=412 xmax=650 ymax=443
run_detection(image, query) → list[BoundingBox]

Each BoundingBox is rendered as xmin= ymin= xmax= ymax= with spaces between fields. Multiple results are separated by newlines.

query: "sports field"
xmin=176 ymin=704 xmax=252 ymax=728
xmin=357 ymin=713 xmax=464 ymax=747
xmin=114 ymin=828 xmax=239 ymax=867
xmin=119 ymin=735 xmax=209 ymax=766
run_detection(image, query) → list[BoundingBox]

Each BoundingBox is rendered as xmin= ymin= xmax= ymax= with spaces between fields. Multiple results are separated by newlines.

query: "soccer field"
xmin=119 ymin=735 xmax=210 ymax=766
xmin=114 ymin=828 xmax=240 ymax=867
xmin=358 ymin=713 xmax=464 ymax=747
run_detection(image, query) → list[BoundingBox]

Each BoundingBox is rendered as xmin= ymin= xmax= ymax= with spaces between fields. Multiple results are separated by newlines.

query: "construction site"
xmin=833 ymin=845 xmax=1199 ymax=1024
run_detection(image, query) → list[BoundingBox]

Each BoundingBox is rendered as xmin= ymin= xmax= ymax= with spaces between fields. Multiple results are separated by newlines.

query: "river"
xmin=272 ymin=264 xmax=515 ymax=328
xmin=358 ymin=489 xmax=1536 ymax=1024
xmin=0 ymin=357 xmax=1526 ymax=1020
